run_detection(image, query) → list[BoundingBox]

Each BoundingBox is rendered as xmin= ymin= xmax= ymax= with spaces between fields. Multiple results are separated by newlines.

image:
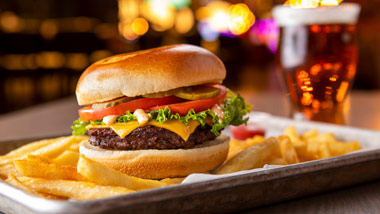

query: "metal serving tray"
xmin=1 ymin=113 xmax=380 ymax=214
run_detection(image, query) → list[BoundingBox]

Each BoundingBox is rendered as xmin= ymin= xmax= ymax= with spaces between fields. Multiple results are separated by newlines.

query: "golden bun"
xmin=79 ymin=135 xmax=229 ymax=179
xmin=76 ymin=44 xmax=226 ymax=105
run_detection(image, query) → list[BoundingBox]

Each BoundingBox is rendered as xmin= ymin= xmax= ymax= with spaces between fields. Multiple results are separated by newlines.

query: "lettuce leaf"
xmin=116 ymin=111 xmax=136 ymax=123
xmin=149 ymin=107 xmax=214 ymax=126
xmin=71 ymin=92 xmax=251 ymax=136
xmin=211 ymin=93 xmax=251 ymax=135
xmin=71 ymin=119 xmax=103 ymax=135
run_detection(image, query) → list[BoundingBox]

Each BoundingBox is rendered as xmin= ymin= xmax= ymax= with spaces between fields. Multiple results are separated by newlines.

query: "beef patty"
xmin=88 ymin=125 xmax=217 ymax=150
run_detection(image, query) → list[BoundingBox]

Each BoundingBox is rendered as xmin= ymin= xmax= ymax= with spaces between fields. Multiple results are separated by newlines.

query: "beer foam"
xmin=273 ymin=3 xmax=360 ymax=26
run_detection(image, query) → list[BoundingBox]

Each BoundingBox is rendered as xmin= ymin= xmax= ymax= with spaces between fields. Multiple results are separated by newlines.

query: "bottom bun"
xmin=79 ymin=135 xmax=230 ymax=179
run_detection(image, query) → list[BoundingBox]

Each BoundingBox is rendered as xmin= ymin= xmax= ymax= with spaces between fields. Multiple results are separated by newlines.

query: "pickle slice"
xmin=142 ymin=88 xmax=182 ymax=98
xmin=92 ymin=97 xmax=134 ymax=109
xmin=175 ymin=85 xmax=220 ymax=100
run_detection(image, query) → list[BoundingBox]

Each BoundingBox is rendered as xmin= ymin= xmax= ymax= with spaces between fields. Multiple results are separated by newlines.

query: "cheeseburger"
xmin=72 ymin=44 xmax=250 ymax=179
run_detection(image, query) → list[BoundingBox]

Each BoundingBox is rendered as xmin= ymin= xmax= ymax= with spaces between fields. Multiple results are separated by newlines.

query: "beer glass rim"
xmin=273 ymin=3 xmax=361 ymax=27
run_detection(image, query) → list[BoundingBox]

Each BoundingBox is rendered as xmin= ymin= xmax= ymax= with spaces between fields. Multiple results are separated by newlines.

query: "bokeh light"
xmin=228 ymin=3 xmax=255 ymax=36
xmin=197 ymin=1 xmax=231 ymax=33
xmin=175 ymin=7 xmax=194 ymax=34
xmin=198 ymin=22 xmax=219 ymax=42
xmin=142 ymin=0 xmax=175 ymax=32
xmin=201 ymin=39 xmax=220 ymax=53
xmin=131 ymin=18 xmax=149 ymax=35
xmin=249 ymin=19 xmax=278 ymax=53
xmin=0 ymin=11 xmax=24 ymax=33
xmin=40 ymin=19 xmax=58 ymax=40
xmin=118 ymin=0 xmax=139 ymax=40
xmin=196 ymin=1 xmax=255 ymax=39
xmin=120 ymin=23 xmax=139 ymax=41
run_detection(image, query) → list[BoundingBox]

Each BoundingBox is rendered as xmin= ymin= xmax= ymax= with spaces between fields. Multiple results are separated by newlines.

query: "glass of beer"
xmin=273 ymin=3 xmax=361 ymax=124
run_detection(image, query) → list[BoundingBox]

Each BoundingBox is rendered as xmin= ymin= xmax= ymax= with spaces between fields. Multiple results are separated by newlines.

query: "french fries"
xmin=0 ymin=136 xmax=87 ymax=165
xmin=77 ymin=155 xmax=167 ymax=190
xmin=227 ymin=135 xmax=265 ymax=161
xmin=68 ymin=142 xmax=81 ymax=152
xmin=284 ymin=127 xmax=361 ymax=160
xmin=328 ymin=140 xmax=361 ymax=156
xmin=0 ymin=163 xmax=20 ymax=180
xmin=278 ymin=135 xmax=299 ymax=164
xmin=6 ymin=174 xmax=69 ymax=200
xmin=25 ymin=154 xmax=52 ymax=163
xmin=284 ymin=126 xmax=308 ymax=161
xmin=53 ymin=150 xmax=79 ymax=166
xmin=28 ymin=136 xmax=83 ymax=159
xmin=6 ymin=174 xmax=43 ymax=196
xmin=218 ymin=126 xmax=361 ymax=174
xmin=17 ymin=177 xmax=134 ymax=200
xmin=217 ymin=137 xmax=281 ymax=174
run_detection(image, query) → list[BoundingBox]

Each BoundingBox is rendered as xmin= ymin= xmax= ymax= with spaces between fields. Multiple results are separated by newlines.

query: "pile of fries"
xmin=0 ymin=136 xmax=182 ymax=200
xmin=0 ymin=126 xmax=361 ymax=200
xmin=217 ymin=126 xmax=361 ymax=174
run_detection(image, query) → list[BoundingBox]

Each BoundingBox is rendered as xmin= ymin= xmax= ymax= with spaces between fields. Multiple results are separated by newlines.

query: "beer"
xmin=273 ymin=3 xmax=360 ymax=123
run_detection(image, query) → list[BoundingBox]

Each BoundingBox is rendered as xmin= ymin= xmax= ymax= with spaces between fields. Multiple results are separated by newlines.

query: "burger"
xmin=72 ymin=44 xmax=251 ymax=179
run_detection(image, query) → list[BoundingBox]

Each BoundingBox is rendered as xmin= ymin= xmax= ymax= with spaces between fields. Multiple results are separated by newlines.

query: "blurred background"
xmin=0 ymin=0 xmax=379 ymax=114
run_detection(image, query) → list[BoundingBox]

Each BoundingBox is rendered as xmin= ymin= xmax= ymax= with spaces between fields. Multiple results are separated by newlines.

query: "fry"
xmin=292 ymin=142 xmax=308 ymax=161
xmin=160 ymin=177 xmax=185 ymax=185
xmin=319 ymin=142 xmax=331 ymax=159
xmin=53 ymin=151 xmax=79 ymax=166
xmin=25 ymin=154 xmax=52 ymax=163
xmin=17 ymin=177 xmax=134 ymax=200
xmin=68 ymin=142 xmax=81 ymax=152
xmin=77 ymin=155 xmax=167 ymax=190
xmin=6 ymin=174 xmax=42 ymax=196
xmin=7 ymin=173 xmax=68 ymax=200
xmin=14 ymin=159 xmax=88 ymax=181
xmin=284 ymin=126 xmax=301 ymax=144
xmin=278 ymin=136 xmax=299 ymax=164
xmin=283 ymin=127 xmax=310 ymax=161
xmin=301 ymin=129 xmax=318 ymax=140
xmin=328 ymin=141 xmax=361 ymax=156
xmin=226 ymin=139 xmax=246 ymax=162
xmin=0 ymin=136 xmax=87 ymax=161
xmin=217 ymin=137 xmax=280 ymax=174
xmin=227 ymin=136 xmax=265 ymax=161
xmin=0 ymin=136 xmax=83 ymax=166
xmin=267 ymin=157 xmax=287 ymax=165
xmin=37 ymin=193 xmax=69 ymax=200
xmin=2 ymin=137 xmax=65 ymax=158
xmin=29 ymin=136 xmax=82 ymax=159
xmin=0 ymin=163 xmax=20 ymax=179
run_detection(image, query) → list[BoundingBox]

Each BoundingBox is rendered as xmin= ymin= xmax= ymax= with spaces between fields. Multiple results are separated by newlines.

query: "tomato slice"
xmin=79 ymin=96 xmax=182 ymax=121
xmin=150 ymin=85 xmax=227 ymax=115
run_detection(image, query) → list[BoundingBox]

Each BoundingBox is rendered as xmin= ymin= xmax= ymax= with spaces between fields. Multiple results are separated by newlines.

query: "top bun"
xmin=76 ymin=44 xmax=226 ymax=105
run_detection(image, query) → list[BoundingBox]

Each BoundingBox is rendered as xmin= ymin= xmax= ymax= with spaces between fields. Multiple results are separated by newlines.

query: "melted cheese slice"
xmin=86 ymin=120 xmax=200 ymax=141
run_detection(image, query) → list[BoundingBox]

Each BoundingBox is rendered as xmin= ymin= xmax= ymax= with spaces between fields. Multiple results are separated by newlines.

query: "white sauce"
xmin=103 ymin=115 xmax=118 ymax=125
xmin=133 ymin=109 xmax=149 ymax=124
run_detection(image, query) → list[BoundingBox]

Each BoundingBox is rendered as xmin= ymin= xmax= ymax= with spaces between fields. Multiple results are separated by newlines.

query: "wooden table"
xmin=0 ymin=91 xmax=380 ymax=213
